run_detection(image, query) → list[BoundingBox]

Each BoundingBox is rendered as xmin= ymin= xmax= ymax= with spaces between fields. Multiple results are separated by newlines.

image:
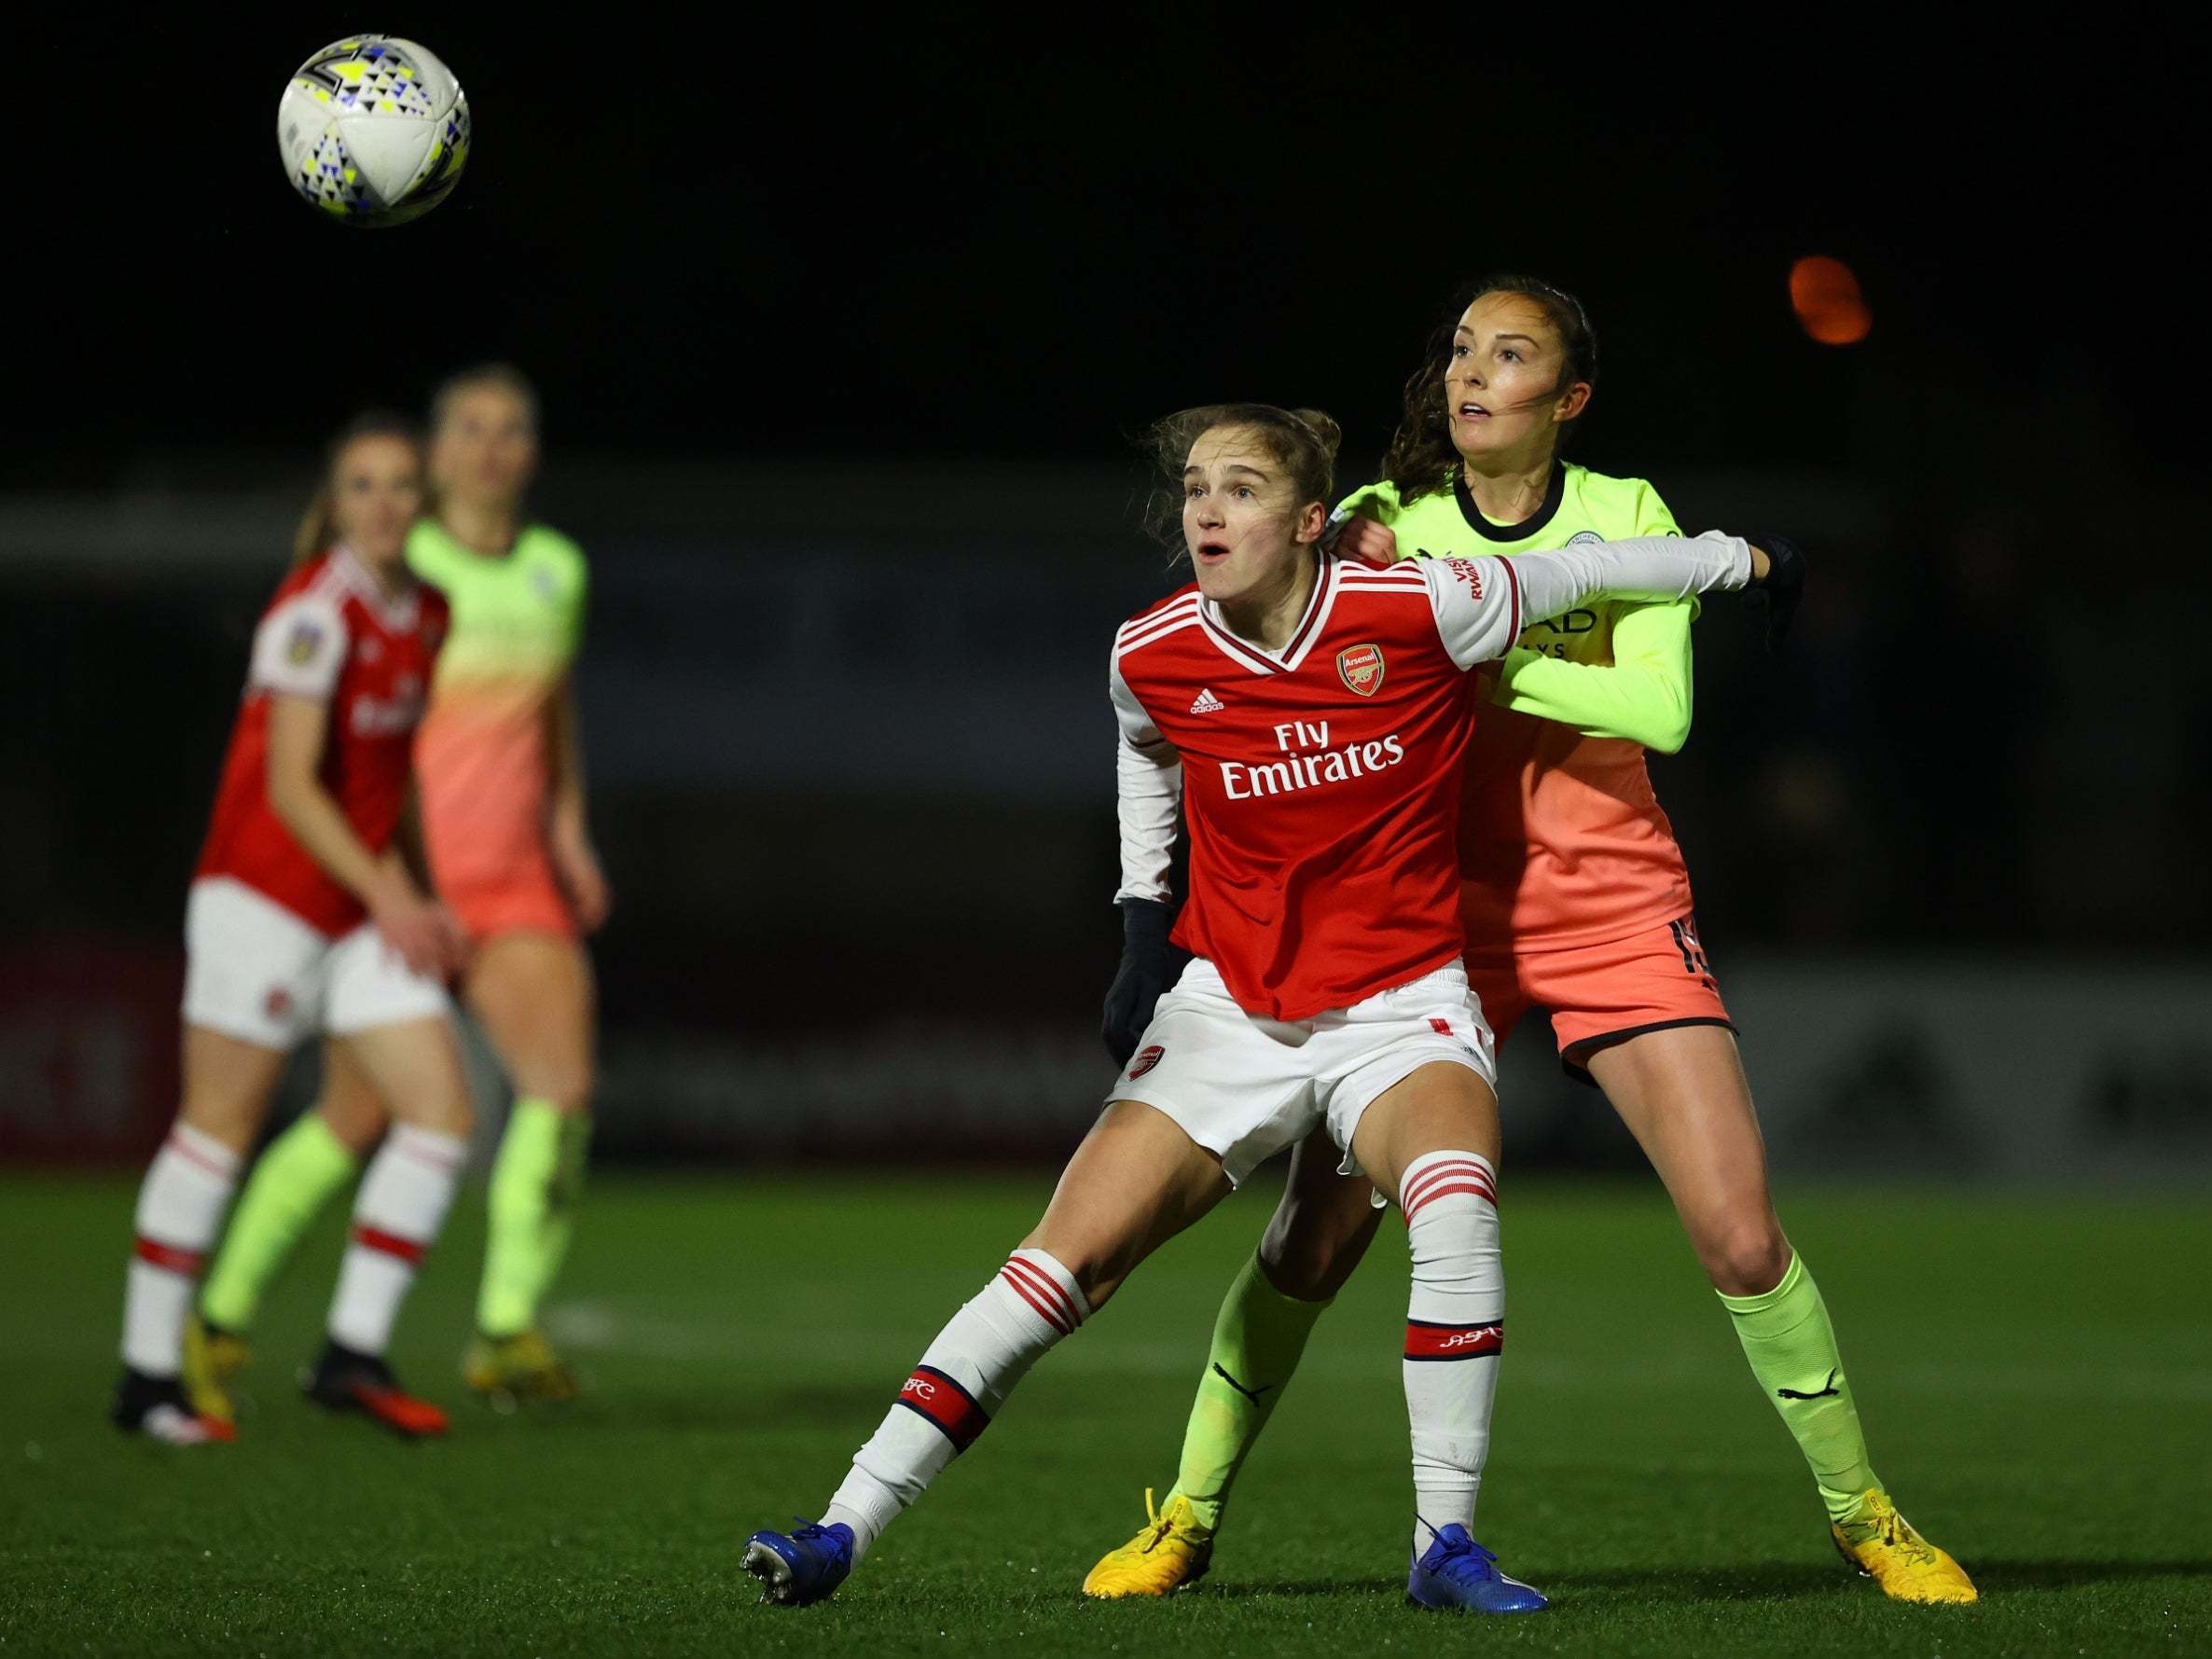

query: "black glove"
xmin=1746 ymin=534 xmax=1807 ymax=651
xmin=1101 ymin=898 xmax=1183 ymax=1068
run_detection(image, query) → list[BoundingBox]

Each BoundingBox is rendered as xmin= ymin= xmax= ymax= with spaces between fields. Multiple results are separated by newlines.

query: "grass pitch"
xmin=2 ymin=1169 xmax=2206 ymax=1657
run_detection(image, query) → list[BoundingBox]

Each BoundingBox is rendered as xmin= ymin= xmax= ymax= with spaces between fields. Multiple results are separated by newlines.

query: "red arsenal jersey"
xmin=194 ymin=546 xmax=449 ymax=936
xmin=1111 ymin=536 xmax=1749 ymax=1021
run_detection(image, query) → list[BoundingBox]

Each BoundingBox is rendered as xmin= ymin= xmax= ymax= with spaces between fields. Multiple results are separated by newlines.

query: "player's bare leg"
xmin=1258 ymin=1128 xmax=1388 ymax=1301
xmin=1017 ymin=1099 xmax=1236 ymax=1308
xmin=746 ymin=1100 xmax=1232 ymax=1606
xmin=299 ymin=1016 xmax=473 ymax=1438
xmin=317 ymin=1041 xmax=395 ymax=1150
xmin=1345 ymin=1060 xmax=1544 ymax=1614
xmin=114 ymin=1028 xmax=288 ymax=1443
xmin=1087 ymin=1131 xmax=1382 ymax=1596
xmin=464 ymin=930 xmax=595 ymax=1401
xmin=1582 ymin=1026 xmax=1784 ymax=1295
xmin=193 ymin=1040 xmax=389 ymax=1419
xmin=1585 ymin=1024 xmax=1975 ymax=1603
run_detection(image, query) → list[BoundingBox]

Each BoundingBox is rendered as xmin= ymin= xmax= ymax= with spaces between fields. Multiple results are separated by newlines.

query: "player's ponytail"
xmin=290 ymin=410 xmax=425 ymax=568
xmin=1141 ymin=402 xmax=1342 ymax=557
xmin=1381 ymin=274 xmax=1599 ymax=505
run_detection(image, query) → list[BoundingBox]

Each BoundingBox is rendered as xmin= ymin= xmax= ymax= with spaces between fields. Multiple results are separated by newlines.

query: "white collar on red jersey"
xmin=1196 ymin=548 xmax=1340 ymax=676
xmin=325 ymin=543 xmax=422 ymax=632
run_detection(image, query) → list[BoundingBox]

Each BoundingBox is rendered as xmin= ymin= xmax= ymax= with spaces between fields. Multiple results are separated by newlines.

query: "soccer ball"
xmin=277 ymin=36 xmax=470 ymax=227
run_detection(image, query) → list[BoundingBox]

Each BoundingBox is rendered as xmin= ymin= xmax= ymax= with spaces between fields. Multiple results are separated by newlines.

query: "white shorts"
xmin=1106 ymin=958 xmax=1497 ymax=1187
xmin=181 ymin=877 xmax=450 ymax=1050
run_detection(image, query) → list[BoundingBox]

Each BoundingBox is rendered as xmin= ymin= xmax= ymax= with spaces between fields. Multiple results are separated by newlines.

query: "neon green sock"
xmin=1719 ymin=1251 xmax=1881 ymax=1523
xmin=199 ymin=1113 xmax=360 ymax=1334
xmin=477 ymin=1099 xmax=586 ymax=1338
xmin=533 ymin=1112 xmax=592 ymax=1309
xmin=1165 ymin=1253 xmax=1332 ymax=1532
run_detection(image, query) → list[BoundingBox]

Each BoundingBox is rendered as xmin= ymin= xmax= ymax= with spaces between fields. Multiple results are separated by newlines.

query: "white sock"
xmin=1399 ymin=1150 xmax=1505 ymax=1558
xmin=823 ymin=1249 xmax=1087 ymax=1559
xmin=326 ymin=1125 xmax=466 ymax=1355
xmin=122 ymin=1124 xmax=241 ymax=1376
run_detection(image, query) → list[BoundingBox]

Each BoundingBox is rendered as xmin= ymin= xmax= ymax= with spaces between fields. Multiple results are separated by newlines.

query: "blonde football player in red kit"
xmin=110 ymin=415 xmax=475 ymax=1445
xmin=741 ymin=404 xmax=1777 ymax=1612
xmin=1086 ymin=278 xmax=1976 ymax=1607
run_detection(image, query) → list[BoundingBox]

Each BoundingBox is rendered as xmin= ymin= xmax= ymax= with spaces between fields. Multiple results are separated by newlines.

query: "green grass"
xmin=2 ymin=1171 xmax=2206 ymax=1657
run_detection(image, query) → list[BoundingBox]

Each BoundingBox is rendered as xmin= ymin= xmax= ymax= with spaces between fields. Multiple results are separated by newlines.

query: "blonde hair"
xmin=429 ymin=362 xmax=540 ymax=437
xmin=291 ymin=411 xmax=424 ymax=567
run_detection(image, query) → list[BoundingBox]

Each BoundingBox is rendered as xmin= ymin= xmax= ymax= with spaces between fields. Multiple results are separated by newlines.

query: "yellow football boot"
xmin=181 ymin=1311 xmax=250 ymax=1429
xmin=1831 ymin=1489 xmax=1978 ymax=1603
xmin=463 ymin=1329 xmax=581 ymax=1404
xmin=1082 ymin=1488 xmax=1214 ymax=1598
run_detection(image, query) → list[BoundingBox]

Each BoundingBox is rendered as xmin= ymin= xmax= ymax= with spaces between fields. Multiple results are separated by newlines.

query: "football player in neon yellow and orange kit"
xmin=187 ymin=366 xmax=607 ymax=1406
xmin=1083 ymin=278 xmax=1975 ymax=1606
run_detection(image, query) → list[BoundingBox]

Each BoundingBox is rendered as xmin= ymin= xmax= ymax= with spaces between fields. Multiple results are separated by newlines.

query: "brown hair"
xmin=429 ymin=362 xmax=541 ymax=437
xmin=1378 ymin=274 xmax=1599 ymax=505
xmin=290 ymin=410 xmax=424 ymax=566
xmin=1141 ymin=403 xmax=1344 ymax=555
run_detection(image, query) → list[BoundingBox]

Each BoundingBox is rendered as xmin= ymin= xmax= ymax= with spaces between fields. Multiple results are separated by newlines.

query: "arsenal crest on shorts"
xmin=1127 ymin=1044 xmax=1165 ymax=1079
xmin=1337 ymin=643 xmax=1385 ymax=697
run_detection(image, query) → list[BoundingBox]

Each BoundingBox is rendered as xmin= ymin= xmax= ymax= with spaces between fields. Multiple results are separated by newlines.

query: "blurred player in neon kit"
xmin=190 ymin=367 xmax=605 ymax=1407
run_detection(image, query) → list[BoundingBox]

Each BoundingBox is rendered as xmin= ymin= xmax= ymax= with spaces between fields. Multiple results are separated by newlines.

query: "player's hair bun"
xmin=1289 ymin=408 xmax=1343 ymax=462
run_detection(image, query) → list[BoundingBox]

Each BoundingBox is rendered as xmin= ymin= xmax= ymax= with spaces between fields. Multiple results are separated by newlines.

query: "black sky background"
xmin=14 ymin=22 xmax=2204 ymax=487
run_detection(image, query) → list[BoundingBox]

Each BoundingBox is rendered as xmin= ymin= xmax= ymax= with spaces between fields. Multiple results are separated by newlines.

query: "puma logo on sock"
xmin=1777 ymin=1367 xmax=1841 ymax=1401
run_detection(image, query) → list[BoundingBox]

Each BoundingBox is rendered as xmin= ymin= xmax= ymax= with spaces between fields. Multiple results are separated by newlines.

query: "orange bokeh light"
xmin=1790 ymin=256 xmax=1872 ymax=346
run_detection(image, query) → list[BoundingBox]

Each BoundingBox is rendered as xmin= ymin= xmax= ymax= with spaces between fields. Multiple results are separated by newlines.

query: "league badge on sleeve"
xmin=1337 ymin=643 xmax=1386 ymax=697
xmin=286 ymin=619 xmax=326 ymax=666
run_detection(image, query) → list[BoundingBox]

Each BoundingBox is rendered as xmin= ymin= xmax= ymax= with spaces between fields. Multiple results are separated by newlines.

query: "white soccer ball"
xmin=277 ymin=36 xmax=470 ymax=227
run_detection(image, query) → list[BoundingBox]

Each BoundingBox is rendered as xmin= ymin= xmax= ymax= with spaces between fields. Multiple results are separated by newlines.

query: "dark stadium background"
xmin=5 ymin=27 xmax=2206 ymax=1178
xmin=5 ymin=28 xmax=2210 ymax=1659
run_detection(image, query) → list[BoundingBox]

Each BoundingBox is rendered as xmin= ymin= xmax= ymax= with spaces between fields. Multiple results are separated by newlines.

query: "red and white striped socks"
xmin=1400 ymin=1149 xmax=1505 ymax=1555
xmin=326 ymin=1125 xmax=466 ymax=1355
xmin=824 ymin=1248 xmax=1088 ymax=1557
xmin=122 ymin=1123 xmax=242 ymax=1375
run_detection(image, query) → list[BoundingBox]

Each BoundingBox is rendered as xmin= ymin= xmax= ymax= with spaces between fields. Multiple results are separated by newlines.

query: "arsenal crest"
xmin=1337 ymin=643 xmax=1385 ymax=697
xmin=1127 ymin=1044 xmax=1166 ymax=1079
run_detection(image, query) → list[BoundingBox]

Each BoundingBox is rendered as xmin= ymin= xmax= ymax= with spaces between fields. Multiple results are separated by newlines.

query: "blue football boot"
xmin=1406 ymin=1524 xmax=1549 ymax=1613
xmin=742 ymin=1518 xmax=855 ymax=1606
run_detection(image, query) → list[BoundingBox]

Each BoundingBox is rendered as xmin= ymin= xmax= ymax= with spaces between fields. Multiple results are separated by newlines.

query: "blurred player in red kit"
xmin=110 ymin=413 xmax=474 ymax=1444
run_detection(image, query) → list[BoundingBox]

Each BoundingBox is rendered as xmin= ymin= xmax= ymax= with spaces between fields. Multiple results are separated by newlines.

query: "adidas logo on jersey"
xmin=1190 ymin=688 xmax=1225 ymax=713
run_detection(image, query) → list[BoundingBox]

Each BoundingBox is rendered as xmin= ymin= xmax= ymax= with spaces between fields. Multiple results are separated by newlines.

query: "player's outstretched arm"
xmin=1513 ymin=532 xmax=1758 ymax=628
xmin=1491 ymin=600 xmax=1695 ymax=753
xmin=1422 ymin=532 xmax=1759 ymax=671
